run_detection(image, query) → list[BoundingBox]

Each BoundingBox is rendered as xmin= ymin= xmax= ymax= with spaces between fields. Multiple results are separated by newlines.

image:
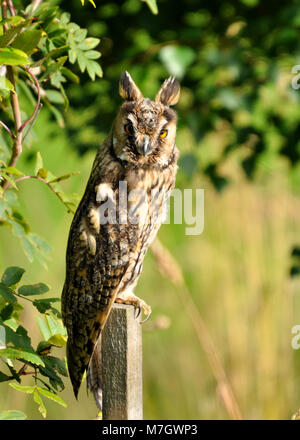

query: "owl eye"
xmin=124 ymin=123 xmax=133 ymax=135
xmin=160 ymin=129 xmax=168 ymax=138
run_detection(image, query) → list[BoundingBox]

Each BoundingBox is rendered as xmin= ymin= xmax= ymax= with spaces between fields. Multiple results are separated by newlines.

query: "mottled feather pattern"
xmin=62 ymin=72 xmax=180 ymax=403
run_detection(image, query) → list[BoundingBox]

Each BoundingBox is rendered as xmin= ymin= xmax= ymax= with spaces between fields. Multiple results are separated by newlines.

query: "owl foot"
xmin=115 ymin=292 xmax=151 ymax=323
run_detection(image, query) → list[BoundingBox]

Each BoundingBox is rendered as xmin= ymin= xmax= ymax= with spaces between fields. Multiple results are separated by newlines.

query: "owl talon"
xmin=134 ymin=306 xmax=141 ymax=320
xmin=115 ymin=293 xmax=151 ymax=323
xmin=140 ymin=307 xmax=151 ymax=323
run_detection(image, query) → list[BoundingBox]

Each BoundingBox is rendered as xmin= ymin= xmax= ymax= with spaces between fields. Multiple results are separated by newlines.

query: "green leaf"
xmin=40 ymin=56 xmax=67 ymax=81
xmin=36 ymin=341 xmax=52 ymax=355
xmin=0 ymin=371 xmax=11 ymax=382
xmin=48 ymin=172 xmax=79 ymax=183
xmin=85 ymin=50 xmax=101 ymax=60
xmin=45 ymin=315 xmax=66 ymax=337
xmin=39 ymin=363 xmax=64 ymax=391
xmin=0 ymin=410 xmax=27 ymax=420
xmin=60 ymin=67 xmax=79 ymax=84
xmin=48 ymin=334 xmax=67 ymax=347
xmin=0 ymin=172 xmax=18 ymax=189
xmin=86 ymin=60 xmax=103 ymax=80
xmin=31 ymin=46 xmax=69 ymax=68
xmin=18 ymin=283 xmax=49 ymax=296
xmin=46 ymin=356 xmax=68 ymax=376
xmin=2 ymin=167 xmax=24 ymax=177
xmin=44 ymin=101 xmax=65 ymax=128
xmin=0 ymin=303 xmax=14 ymax=321
xmin=29 ymin=233 xmax=51 ymax=261
xmin=36 ymin=316 xmax=51 ymax=341
xmin=34 ymin=152 xmax=43 ymax=176
xmin=60 ymin=12 xmax=71 ymax=25
xmin=77 ymin=37 xmax=100 ymax=50
xmin=1 ymin=266 xmax=25 ymax=287
xmin=11 ymin=210 xmax=30 ymax=233
xmin=45 ymin=89 xmax=65 ymax=104
xmin=50 ymin=70 xmax=66 ymax=89
xmin=33 ymin=298 xmax=60 ymax=314
xmin=74 ymin=28 xmax=88 ymax=43
xmin=68 ymin=48 xmax=77 ymax=64
xmin=0 ymin=283 xmax=17 ymax=303
xmin=33 ymin=389 xmax=46 ymax=418
xmin=4 ymin=323 xmax=32 ymax=349
xmin=0 ymin=77 xmax=15 ymax=94
xmin=1 ymin=347 xmax=45 ymax=366
xmin=0 ymin=16 xmax=25 ymax=26
xmin=142 ymin=0 xmax=158 ymax=15
xmin=3 ymin=317 xmax=18 ymax=331
xmin=77 ymin=51 xmax=87 ymax=72
xmin=0 ymin=47 xmax=29 ymax=66
xmin=59 ymin=84 xmax=69 ymax=110
xmin=12 ymin=30 xmax=43 ymax=54
xmin=9 ymin=383 xmax=35 ymax=393
xmin=2 ymin=358 xmax=21 ymax=383
xmin=37 ymin=386 xmax=67 ymax=407
xmin=0 ymin=21 xmax=31 ymax=47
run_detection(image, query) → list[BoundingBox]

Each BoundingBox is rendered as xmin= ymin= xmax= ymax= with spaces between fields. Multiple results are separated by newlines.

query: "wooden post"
xmin=101 ymin=303 xmax=143 ymax=420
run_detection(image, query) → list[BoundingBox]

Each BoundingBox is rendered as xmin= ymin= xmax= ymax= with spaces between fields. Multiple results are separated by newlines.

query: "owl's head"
xmin=112 ymin=71 xmax=180 ymax=167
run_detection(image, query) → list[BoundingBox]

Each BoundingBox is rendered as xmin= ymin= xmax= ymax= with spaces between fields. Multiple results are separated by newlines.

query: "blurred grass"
xmin=0 ymin=109 xmax=300 ymax=419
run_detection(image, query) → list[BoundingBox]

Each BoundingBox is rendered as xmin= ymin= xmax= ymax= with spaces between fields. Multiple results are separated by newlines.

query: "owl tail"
xmin=87 ymin=336 xmax=103 ymax=410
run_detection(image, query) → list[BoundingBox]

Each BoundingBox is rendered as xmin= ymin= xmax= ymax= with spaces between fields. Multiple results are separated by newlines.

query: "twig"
xmin=19 ymin=68 xmax=41 ymax=134
xmin=23 ymin=103 xmax=42 ymax=141
xmin=150 ymin=239 xmax=243 ymax=420
xmin=0 ymin=1 xmax=23 ymax=189
xmin=7 ymin=0 xmax=16 ymax=16
xmin=3 ymin=174 xmax=77 ymax=214
xmin=33 ymin=375 xmax=56 ymax=393
xmin=0 ymin=120 xmax=14 ymax=139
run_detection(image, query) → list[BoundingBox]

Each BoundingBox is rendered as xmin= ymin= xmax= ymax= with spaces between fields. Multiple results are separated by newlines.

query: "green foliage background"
xmin=0 ymin=0 xmax=300 ymax=419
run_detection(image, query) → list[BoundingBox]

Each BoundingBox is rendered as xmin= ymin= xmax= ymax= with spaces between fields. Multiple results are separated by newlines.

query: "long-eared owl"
xmin=62 ymin=72 xmax=180 ymax=407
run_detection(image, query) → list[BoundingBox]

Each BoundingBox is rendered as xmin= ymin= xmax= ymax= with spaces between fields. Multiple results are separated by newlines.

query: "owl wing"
xmin=62 ymin=138 xmax=140 ymax=398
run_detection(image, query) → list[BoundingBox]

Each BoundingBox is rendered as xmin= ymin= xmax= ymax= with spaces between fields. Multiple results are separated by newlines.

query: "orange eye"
xmin=160 ymin=129 xmax=168 ymax=138
xmin=124 ymin=123 xmax=132 ymax=135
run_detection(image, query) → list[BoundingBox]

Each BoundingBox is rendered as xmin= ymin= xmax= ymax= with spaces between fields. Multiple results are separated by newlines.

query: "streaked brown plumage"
xmin=62 ymin=72 xmax=180 ymax=406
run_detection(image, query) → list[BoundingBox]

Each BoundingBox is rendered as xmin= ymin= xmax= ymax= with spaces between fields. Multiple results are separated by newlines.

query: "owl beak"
xmin=140 ymin=135 xmax=151 ymax=156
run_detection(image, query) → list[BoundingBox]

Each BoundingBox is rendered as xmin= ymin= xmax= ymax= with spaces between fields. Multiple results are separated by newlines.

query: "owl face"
xmin=112 ymin=72 xmax=180 ymax=168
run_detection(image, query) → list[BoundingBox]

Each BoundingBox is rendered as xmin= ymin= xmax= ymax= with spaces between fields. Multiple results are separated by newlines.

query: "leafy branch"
xmin=0 ymin=0 xmax=103 ymax=419
xmin=0 ymin=266 xmax=67 ymax=418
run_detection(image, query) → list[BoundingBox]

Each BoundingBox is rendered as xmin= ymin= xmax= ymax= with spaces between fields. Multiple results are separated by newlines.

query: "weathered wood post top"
xmin=101 ymin=303 xmax=143 ymax=420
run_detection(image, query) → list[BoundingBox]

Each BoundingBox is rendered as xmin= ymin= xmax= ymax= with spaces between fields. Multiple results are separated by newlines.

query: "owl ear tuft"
xmin=119 ymin=71 xmax=143 ymax=101
xmin=155 ymin=77 xmax=180 ymax=106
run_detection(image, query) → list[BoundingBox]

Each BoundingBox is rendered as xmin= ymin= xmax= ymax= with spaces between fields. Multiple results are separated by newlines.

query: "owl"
xmin=61 ymin=71 xmax=180 ymax=407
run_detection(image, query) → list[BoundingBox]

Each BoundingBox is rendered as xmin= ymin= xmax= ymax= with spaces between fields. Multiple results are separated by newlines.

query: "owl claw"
xmin=135 ymin=299 xmax=151 ymax=323
xmin=134 ymin=306 xmax=141 ymax=319
xmin=115 ymin=294 xmax=151 ymax=323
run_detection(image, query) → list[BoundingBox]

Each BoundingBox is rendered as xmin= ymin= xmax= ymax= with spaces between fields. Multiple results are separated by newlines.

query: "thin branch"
xmin=19 ymin=68 xmax=41 ymax=134
xmin=23 ymin=103 xmax=42 ymax=141
xmin=7 ymin=0 xmax=16 ymax=16
xmin=0 ymin=1 xmax=23 ymax=189
xmin=0 ymin=120 xmax=14 ymax=139
xmin=3 ymin=174 xmax=77 ymax=214
xmin=33 ymin=375 xmax=56 ymax=393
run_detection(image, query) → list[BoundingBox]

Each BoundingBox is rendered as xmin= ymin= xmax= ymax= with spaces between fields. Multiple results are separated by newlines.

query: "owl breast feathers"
xmin=61 ymin=71 xmax=180 ymax=405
